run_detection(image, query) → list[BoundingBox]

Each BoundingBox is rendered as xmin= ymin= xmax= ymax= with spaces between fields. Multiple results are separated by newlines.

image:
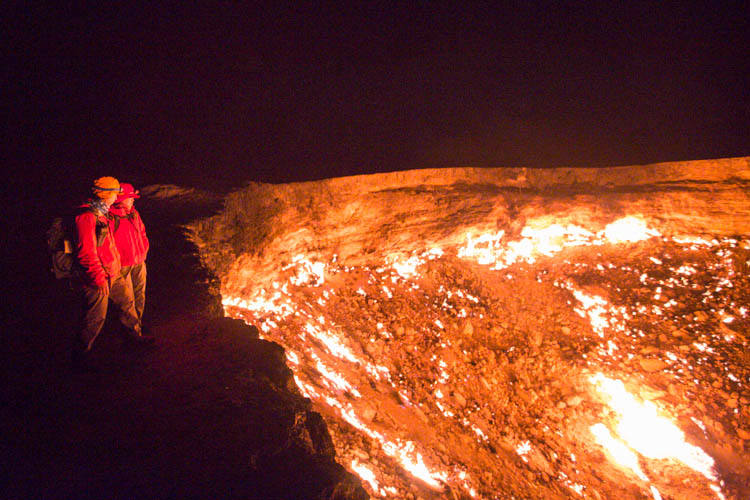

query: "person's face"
xmin=103 ymin=193 xmax=118 ymax=208
xmin=121 ymin=197 xmax=135 ymax=210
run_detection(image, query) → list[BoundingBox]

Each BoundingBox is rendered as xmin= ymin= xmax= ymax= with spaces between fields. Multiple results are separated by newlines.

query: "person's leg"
xmin=130 ymin=262 xmax=147 ymax=322
xmin=72 ymin=283 xmax=109 ymax=370
xmin=119 ymin=264 xmax=134 ymax=317
xmin=76 ymin=283 xmax=109 ymax=352
xmin=108 ymin=274 xmax=141 ymax=337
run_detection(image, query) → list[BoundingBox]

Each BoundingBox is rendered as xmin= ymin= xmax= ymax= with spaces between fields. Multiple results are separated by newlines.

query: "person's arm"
xmin=75 ymin=212 xmax=108 ymax=288
xmin=136 ymin=209 xmax=149 ymax=255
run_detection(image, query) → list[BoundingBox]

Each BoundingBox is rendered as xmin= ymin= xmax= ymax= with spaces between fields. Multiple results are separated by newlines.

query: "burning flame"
xmin=287 ymin=254 xmax=326 ymax=286
xmin=387 ymin=248 xmax=444 ymax=279
xmin=590 ymin=373 xmax=724 ymax=499
xmin=603 ymin=216 xmax=660 ymax=243
xmin=351 ymin=460 xmax=385 ymax=496
xmin=590 ymin=423 xmax=648 ymax=481
xmin=457 ymin=216 xmax=661 ymax=270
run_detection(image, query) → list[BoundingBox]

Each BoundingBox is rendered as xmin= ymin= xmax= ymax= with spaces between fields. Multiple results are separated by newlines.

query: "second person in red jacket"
xmin=109 ymin=182 xmax=150 ymax=332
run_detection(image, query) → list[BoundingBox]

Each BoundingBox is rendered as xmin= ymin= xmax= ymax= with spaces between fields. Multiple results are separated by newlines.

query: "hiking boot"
xmin=134 ymin=333 xmax=155 ymax=345
xmin=123 ymin=333 xmax=156 ymax=348
xmin=71 ymin=350 xmax=99 ymax=373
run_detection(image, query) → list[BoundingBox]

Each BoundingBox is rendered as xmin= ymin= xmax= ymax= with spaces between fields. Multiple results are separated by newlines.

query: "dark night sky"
xmin=5 ymin=1 xmax=749 ymax=194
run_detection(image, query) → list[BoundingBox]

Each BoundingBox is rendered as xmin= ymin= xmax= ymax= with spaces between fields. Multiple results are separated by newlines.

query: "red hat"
xmin=116 ymin=183 xmax=140 ymax=202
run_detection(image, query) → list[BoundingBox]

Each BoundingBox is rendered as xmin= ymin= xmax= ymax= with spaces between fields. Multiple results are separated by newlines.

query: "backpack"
xmin=46 ymin=208 xmax=107 ymax=279
xmin=46 ymin=215 xmax=78 ymax=279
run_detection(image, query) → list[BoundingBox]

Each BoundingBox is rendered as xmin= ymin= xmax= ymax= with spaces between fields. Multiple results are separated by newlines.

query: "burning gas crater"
xmin=223 ymin=216 xmax=749 ymax=500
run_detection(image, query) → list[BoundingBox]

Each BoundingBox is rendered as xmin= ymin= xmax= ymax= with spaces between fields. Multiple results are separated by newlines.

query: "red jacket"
xmin=75 ymin=203 xmax=121 ymax=288
xmin=108 ymin=204 xmax=149 ymax=267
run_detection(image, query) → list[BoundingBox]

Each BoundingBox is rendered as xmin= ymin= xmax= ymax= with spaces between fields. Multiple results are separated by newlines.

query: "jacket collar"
xmin=109 ymin=204 xmax=133 ymax=217
xmin=80 ymin=199 xmax=109 ymax=217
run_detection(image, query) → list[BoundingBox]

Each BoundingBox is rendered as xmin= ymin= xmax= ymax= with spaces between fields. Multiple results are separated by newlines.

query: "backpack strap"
xmin=111 ymin=211 xmax=135 ymax=234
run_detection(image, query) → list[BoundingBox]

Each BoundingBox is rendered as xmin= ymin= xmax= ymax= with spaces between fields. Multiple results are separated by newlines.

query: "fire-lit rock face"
xmin=190 ymin=157 xmax=750 ymax=500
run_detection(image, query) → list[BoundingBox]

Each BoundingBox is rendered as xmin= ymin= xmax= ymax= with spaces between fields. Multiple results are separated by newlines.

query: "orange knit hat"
xmin=92 ymin=176 xmax=121 ymax=199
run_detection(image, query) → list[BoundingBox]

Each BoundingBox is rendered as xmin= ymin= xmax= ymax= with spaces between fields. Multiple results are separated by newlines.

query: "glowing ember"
xmin=350 ymin=460 xmax=385 ymax=496
xmin=288 ymin=254 xmax=326 ymax=286
xmin=286 ymin=350 xmax=299 ymax=364
xmin=521 ymin=223 xmax=594 ymax=255
xmin=673 ymin=236 xmax=716 ymax=246
xmin=388 ymin=248 xmax=444 ymax=279
xmin=571 ymin=289 xmax=610 ymax=337
xmin=458 ymin=231 xmax=505 ymax=265
xmin=311 ymin=353 xmax=361 ymax=397
xmin=304 ymin=323 xmax=359 ymax=363
xmin=382 ymin=440 xmax=448 ymax=489
xmin=559 ymin=471 xmax=586 ymax=496
xmin=515 ymin=441 xmax=532 ymax=462
xmin=390 ymin=255 xmax=421 ymax=279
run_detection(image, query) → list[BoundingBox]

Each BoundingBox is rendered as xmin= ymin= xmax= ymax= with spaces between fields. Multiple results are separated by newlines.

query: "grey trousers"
xmin=121 ymin=262 xmax=147 ymax=321
xmin=76 ymin=275 xmax=141 ymax=352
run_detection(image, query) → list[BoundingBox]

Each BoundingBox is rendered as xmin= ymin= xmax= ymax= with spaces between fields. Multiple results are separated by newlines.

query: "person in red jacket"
xmin=109 ymin=183 xmax=150 ymax=329
xmin=72 ymin=177 xmax=152 ymax=372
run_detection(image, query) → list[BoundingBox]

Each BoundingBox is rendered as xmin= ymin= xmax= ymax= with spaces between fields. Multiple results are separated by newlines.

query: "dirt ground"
xmin=1 ymin=195 xmax=366 ymax=500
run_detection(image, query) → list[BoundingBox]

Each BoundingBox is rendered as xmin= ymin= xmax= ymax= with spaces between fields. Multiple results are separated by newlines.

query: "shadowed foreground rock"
xmin=191 ymin=317 xmax=369 ymax=500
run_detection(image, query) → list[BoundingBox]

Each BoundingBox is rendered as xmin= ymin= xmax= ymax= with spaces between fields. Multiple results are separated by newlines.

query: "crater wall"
xmin=189 ymin=157 xmax=750 ymax=295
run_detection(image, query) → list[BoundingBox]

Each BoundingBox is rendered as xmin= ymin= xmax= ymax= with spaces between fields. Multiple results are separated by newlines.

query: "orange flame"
xmin=458 ymin=217 xmax=660 ymax=270
xmin=603 ymin=216 xmax=660 ymax=243
xmin=350 ymin=460 xmax=385 ymax=496
xmin=590 ymin=373 xmax=724 ymax=499
xmin=590 ymin=423 xmax=648 ymax=481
